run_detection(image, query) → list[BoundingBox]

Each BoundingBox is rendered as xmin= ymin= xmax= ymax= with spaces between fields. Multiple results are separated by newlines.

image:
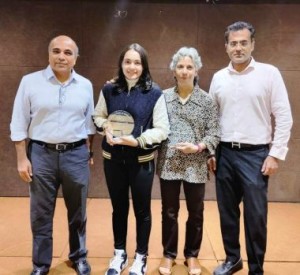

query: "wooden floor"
xmin=0 ymin=197 xmax=299 ymax=275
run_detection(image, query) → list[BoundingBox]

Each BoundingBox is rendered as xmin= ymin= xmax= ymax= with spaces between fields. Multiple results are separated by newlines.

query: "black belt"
xmin=220 ymin=142 xmax=269 ymax=151
xmin=31 ymin=139 xmax=86 ymax=152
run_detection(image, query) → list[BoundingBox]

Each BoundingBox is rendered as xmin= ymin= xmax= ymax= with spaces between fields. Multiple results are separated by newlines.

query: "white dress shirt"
xmin=209 ymin=58 xmax=293 ymax=160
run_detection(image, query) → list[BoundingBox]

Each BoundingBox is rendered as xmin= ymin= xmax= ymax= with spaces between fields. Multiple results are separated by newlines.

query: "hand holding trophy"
xmin=107 ymin=110 xmax=135 ymax=137
xmin=105 ymin=110 xmax=137 ymax=147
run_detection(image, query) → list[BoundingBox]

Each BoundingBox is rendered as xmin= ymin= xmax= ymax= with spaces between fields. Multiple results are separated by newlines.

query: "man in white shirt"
xmin=209 ymin=21 xmax=293 ymax=275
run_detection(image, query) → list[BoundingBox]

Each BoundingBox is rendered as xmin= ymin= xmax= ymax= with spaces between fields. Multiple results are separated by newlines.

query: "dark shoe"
xmin=30 ymin=269 xmax=48 ymax=275
xmin=213 ymin=258 xmax=243 ymax=275
xmin=72 ymin=259 xmax=91 ymax=275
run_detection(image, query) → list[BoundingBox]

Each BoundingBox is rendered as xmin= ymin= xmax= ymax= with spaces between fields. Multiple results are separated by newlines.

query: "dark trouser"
xmin=160 ymin=179 xmax=205 ymax=259
xmin=216 ymin=145 xmax=269 ymax=275
xmin=104 ymin=159 xmax=154 ymax=255
xmin=28 ymin=142 xmax=90 ymax=272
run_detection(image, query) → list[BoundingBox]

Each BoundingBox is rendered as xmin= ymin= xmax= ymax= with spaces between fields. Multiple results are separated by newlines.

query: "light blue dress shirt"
xmin=10 ymin=65 xmax=96 ymax=143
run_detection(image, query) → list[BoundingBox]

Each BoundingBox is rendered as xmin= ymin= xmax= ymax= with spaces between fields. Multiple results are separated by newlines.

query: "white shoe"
xmin=105 ymin=249 xmax=128 ymax=275
xmin=129 ymin=253 xmax=147 ymax=275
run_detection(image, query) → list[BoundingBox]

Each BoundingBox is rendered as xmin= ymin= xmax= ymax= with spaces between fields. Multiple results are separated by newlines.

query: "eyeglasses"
xmin=227 ymin=40 xmax=251 ymax=48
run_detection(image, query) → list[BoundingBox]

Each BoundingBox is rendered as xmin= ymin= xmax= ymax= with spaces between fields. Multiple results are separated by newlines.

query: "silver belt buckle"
xmin=56 ymin=144 xmax=67 ymax=151
xmin=231 ymin=142 xmax=241 ymax=148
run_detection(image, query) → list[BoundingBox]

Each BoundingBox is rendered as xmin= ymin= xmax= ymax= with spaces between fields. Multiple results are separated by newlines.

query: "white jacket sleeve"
xmin=136 ymin=94 xmax=170 ymax=149
xmin=93 ymin=91 xmax=108 ymax=134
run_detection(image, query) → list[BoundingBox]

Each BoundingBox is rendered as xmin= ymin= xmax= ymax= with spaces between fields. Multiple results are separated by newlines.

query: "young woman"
xmin=156 ymin=47 xmax=220 ymax=275
xmin=93 ymin=43 xmax=170 ymax=275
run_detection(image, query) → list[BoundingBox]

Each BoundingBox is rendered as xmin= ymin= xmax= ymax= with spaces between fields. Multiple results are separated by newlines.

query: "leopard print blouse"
xmin=156 ymin=85 xmax=220 ymax=184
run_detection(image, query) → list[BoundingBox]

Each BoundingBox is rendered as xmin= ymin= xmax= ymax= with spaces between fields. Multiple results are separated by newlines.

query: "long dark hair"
xmin=115 ymin=43 xmax=153 ymax=91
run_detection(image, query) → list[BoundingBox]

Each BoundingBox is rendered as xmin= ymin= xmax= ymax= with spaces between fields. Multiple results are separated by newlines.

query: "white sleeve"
xmin=93 ymin=90 xmax=108 ymax=134
xmin=269 ymin=68 xmax=293 ymax=160
xmin=136 ymin=94 xmax=170 ymax=148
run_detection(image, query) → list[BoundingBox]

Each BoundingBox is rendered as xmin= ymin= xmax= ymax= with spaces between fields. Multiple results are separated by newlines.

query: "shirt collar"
xmin=45 ymin=65 xmax=78 ymax=84
xmin=167 ymin=85 xmax=201 ymax=103
xmin=227 ymin=57 xmax=256 ymax=73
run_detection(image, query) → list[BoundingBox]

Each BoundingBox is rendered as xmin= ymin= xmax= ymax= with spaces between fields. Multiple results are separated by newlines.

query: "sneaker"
xmin=105 ymin=249 xmax=128 ymax=275
xmin=129 ymin=253 xmax=147 ymax=275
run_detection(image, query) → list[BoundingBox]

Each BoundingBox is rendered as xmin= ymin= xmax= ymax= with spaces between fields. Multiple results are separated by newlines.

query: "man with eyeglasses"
xmin=209 ymin=21 xmax=293 ymax=275
xmin=10 ymin=35 xmax=95 ymax=275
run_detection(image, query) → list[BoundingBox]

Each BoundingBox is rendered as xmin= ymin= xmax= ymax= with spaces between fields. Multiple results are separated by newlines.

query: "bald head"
xmin=48 ymin=35 xmax=79 ymax=57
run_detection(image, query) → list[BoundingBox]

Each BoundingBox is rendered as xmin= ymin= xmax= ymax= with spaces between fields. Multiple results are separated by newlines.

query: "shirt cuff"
xmin=268 ymin=145 xmax=289 ymax=161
